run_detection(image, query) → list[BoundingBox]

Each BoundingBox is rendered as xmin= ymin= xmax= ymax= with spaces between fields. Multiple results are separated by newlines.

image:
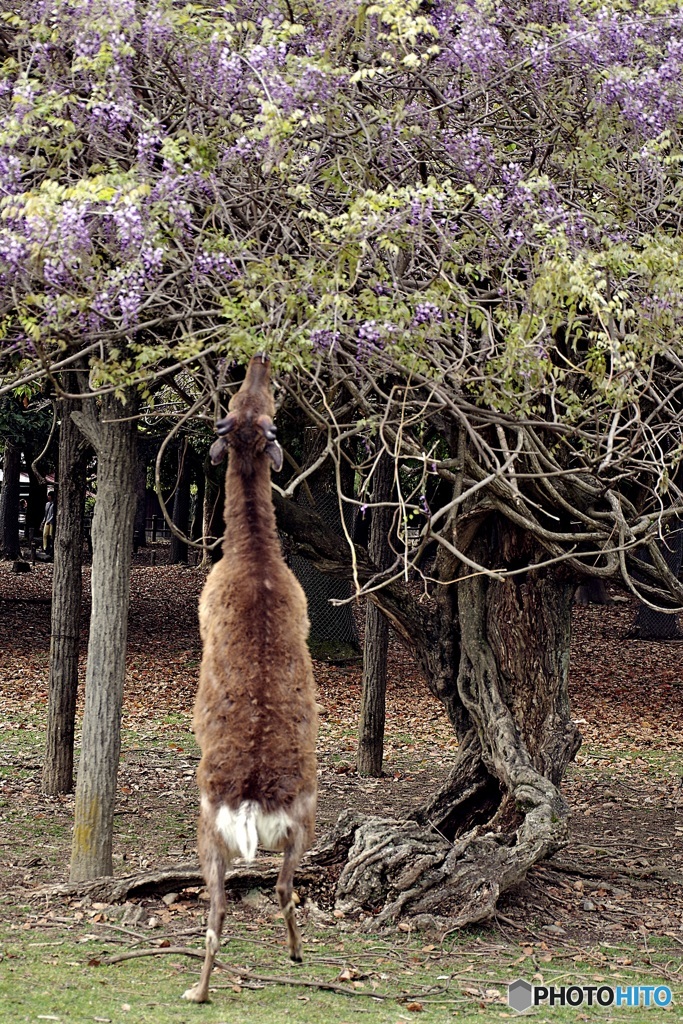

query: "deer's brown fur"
xmin=183 ymin=355 xmax=318 ymax=1004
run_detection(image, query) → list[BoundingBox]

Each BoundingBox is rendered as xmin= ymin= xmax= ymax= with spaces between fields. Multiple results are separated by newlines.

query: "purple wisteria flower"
xmin=0 ymin=155 xmax=22 ymax=196
xmin=409 ymin=196 xmax=434 ymax=227
xmin=356 ymin=320 xmax=398 ymax=360
xmin=310 ymin=328 xmax=340 ymax=352
xmin=443 ymin=128 xmax=497 ymax=184
xmin=137 ymin=128 xmax=162 ymax=170
xmin=0 ymin=232 xmax=28 ymax=287
xmin=2 ymin=0 xmax=683 ymax=387
xmin=413 ymin=302 xmax=443 ymax=326
xmin=112 ymin=203 xmax=145 ymax=253
xmin=194 ymin=250 xmax=237 ymax=281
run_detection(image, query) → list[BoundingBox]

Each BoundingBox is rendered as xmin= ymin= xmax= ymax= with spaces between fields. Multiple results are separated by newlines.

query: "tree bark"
xmin=357 ymin=449 xmax=394 ymax=777
xmin=70 ymin=391 xmax=137 ymax=880
xmin=42 ymin=395 xmax=89 ymax=795
xmin=133 ymin=451 xmax=147 ymax=551
xmin=169 ymin=438 xmax=190 ymax=564
xmin=202 ymin=454 xmax=224 ymax=564
xmin=274 ymin=494 xmax=582 ymax=929
xmin=191 ymin=462 xmax=205 ymax=542
xmin=335 ymin=517 xmax=581 ymax=930
xmin=0 ymin=439 xmax=21 ymax=560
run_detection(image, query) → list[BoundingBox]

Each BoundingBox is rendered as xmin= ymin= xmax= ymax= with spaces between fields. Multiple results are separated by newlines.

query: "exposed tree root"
xmin=34 ymin=798 xmax=569 ymax=933
xmin=34 ymin=858 xmax=326 ymax=902
xmin=330 ymin=782 xmax=569 ymax=933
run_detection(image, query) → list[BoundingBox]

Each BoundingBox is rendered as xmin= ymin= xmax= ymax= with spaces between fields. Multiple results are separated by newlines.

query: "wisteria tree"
xmin=1 ymin=0 xmax=683 ymax=923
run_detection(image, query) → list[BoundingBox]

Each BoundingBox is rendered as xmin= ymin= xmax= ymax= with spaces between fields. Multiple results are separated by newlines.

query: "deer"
xmin=183 ymin=354 xmax=318 ymax=1004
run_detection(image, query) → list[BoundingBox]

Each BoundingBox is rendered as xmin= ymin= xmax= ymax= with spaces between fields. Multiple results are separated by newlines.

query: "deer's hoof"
xmin=182 ymin=985 xmax=209 ymax=1003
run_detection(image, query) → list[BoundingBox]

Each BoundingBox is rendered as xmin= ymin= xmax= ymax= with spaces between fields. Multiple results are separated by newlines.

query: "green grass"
xmin=571 ymin=745 xmax=683 ymax=787
xmin=2 ymin=918 xmax=683 ymax=1023
xmin=3 ymin=717 xmax=683 ymax=1020
xmin=122 ymin=727 xmax=198 ymax=754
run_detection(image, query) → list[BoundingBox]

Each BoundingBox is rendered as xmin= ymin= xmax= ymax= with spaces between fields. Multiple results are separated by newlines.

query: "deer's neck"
xmin=222 ymin=456 xmax=279 ymax=561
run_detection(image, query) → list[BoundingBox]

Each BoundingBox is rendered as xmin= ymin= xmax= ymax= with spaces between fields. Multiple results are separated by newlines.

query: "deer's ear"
xmin=256 ymin=414 xmax=277 ymax=440
xmin=265 ymin=439 xmax=283 ymax=472
xmin=216 ymin=412 xmax=238 ymax=436
xmin=210 ymin=436 xmax=230 ymax=465
xmin=255 ymin=415 xmax=282 ymax=471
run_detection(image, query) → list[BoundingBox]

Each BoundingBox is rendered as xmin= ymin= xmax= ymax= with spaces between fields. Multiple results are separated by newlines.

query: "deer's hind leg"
xmin=275 ymin=826 xmax=307 ymax=963
xmin=183 ymin=805 xmax=229 ymax=1003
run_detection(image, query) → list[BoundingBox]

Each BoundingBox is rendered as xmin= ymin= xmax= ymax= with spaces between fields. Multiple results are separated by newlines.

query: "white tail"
xmin=216 ymin=802 xmax=258 ymax=862
xmin=214 ymin=801 xmax=296 ymax=862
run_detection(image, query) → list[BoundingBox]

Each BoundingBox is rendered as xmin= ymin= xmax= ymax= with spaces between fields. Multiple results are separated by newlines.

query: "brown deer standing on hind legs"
xmin=183 ymin=354 xmax=318 ymax=1004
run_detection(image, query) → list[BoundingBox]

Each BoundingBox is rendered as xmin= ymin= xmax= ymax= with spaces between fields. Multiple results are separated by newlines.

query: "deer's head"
xmin=209 ymin=354 xmax=283 ymax=472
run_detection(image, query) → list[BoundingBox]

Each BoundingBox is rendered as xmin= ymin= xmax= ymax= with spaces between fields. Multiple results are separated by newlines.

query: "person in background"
xmin=41 ymin=489 xmax=55 ymax=554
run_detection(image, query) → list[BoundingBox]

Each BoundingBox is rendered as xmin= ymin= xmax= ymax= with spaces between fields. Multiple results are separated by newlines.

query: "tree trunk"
xmin=202 ymin=455 xmax=224 ymax=564
xmin=70 ymin=392 xmax=137 ymax=880
xmin=169 ymin=439 xmax=190 ymax=564
xmin=133 ymin=452 xmax=147 ymax=551
xmin=0 ymin=440 xmax=21 ymax=560
xmin=42 ymin=396 xmax=89 ymax=795
xmin=335 ymin=515 xmax=581 ymax=930
xmin=274 ymin=492 xmax=582 ymax=929
xmin=191 ymin=463 xmax=204 ymax=542
xmin=357 ymin=450 xmax=394 ymax=777
xmin=22 ymin=446 xmax=45 ymax=542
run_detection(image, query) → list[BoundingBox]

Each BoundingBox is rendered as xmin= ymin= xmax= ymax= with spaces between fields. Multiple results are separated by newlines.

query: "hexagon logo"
xmin=508 ymin=978 xmax=533 ymax=1013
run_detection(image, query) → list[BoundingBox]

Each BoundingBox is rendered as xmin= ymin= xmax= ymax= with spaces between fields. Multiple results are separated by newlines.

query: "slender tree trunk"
xmin=357 ymin=450 xmax=394 ymax=777
xmin=22 ymin=446 xmax=44 ymax=542
xmin=169 ymin=439 xmax=190 ymax=564
xmin=202 ymin=455 xmax=224 ymax=565
xmin=70 ymin=392 xmax=137 ymax=880
xmin=191 ymin=464 xmax=205 ymax=542
xmin=0 ymin=440 xmax=21 ymax=560
xmin=133 ymin=452 xmax=147 ymax=551
xmin=42 ymin=396 xmax=89 ymax=795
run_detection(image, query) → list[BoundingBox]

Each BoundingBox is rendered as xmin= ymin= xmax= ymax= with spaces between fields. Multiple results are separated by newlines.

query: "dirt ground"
xmin=1 ymin=557 xmax=682 ymax=949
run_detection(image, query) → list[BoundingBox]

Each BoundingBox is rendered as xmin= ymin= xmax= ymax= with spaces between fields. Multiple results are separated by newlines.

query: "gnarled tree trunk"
xmin=335 ymin=517 xmax=580 ymax=930
xmin=275 ymin=494 xmax=582 ymax=930
xmin=70 ymin=391 xmax=137 ymax=880
xmin=42 ymin=393 xmax=89 ymax=794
